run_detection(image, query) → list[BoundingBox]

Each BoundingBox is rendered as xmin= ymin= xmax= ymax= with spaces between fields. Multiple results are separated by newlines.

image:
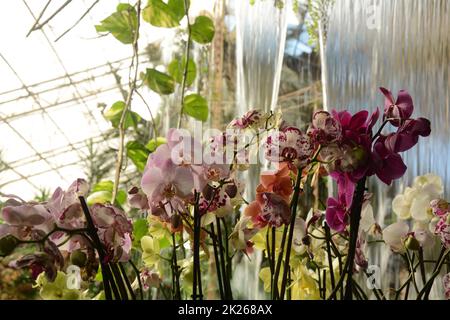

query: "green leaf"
xmin=142 ymin=69 xmax=175 ymax=95
xmin=133 ymin=218 xmax=149 ymax=247
xmin=92 ymin=180 xmax=114 ymax=193
xmin=190 ymin=16 xmax=215 ymax=44
xmin=183 ymin=94 xmax=208 ymax=121
xmin=95 ymin=3 xmax=137 ymax=44
xmin=126 ymin=141 xmax=150 ymax=172
xmin=86 ymin=190 xmax=111 ymax=205
xmin=103 ymin=101 xmax=142 ymax=129
xmin=116 ymin=190 xmax=127 ymax=206
xmin=146 ymin=137 xmax=167 ymax=152
xmin=167 ymin=0 xmax=188 ymax=21
xmin=168 ymin=57 xmax=197 ymax=86
xmin=142 ymin=0 xmax=180 ymax=28
xmin=88 ymin=180 xmax=126 ymax=206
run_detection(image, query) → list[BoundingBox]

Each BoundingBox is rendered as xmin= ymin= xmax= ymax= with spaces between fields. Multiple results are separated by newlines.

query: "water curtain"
xmin=233 ymin=0 xmax=289 ymax=299
xmin=325 ymin=0 xmax=450 ymax=297
xmin=235 ymin=0 xmax=289 ymax=115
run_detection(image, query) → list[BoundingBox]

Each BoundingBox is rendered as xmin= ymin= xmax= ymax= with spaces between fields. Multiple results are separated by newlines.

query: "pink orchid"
xmin=46 ymin=179 xmax=89 ymax=229
xmin=127 ymin=186 xmax=150 ymax=210
xmin=246 ymin=192 xmax=290 ymax=228
xmin=355 ymin=233 xmax=368 ymax=270
xmin=140 ymin=268 xmax=162 ymax=291
xmin=199 ymin=185 xmax=231 ymax=215
xmin=2 ymin=199 xmax=51 ymax=227
xmin=265 ymin=126 xmax=313 ymax=167
xmin=380 ymin=87 xmax=414 ymax=126
xmin=141 ymin=163 xmax=195 ymax=211
xmin=443 ymin=273 xmax=450 ymax=300
xmin=430 ymin=199 xmax=449 ymax=217
xmin=142 ymin=128 xmax=209 ymax=214
xmin=90 ymin=204 xmax=133 ymax=262
xmin=434 ymin=213 xmax=450 ymax=249
xmin=308 ymin=111 xmax=342 ymax=146
xmin=229 ymin=110 xmax=263 ymax=129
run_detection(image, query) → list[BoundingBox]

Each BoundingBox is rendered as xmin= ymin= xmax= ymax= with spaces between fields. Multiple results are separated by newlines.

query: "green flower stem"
xmin=271 ymin=224 xmax=287 ymax=299
xmin=129 ymin=260 xmax=144 ymax=300
xmin=111 ymin=0 xmax=141 ymax=203
xmin=270 ymin=227 xmax=276 ymax=298
xmin=393 ymin=260 xmax=420 ymax=300
xmin=417 ymin=247 xmax=450 ymax=300
xmin=177 ymin=0 xmax=192 ymax=129
xmin=404 ymin=250 xmax=419 ymax=295
xmin=119 ymin=262 xmax=136 ymax=300
xmin=109 ymin=263 xmax=128 ymax=300
xmin=418 ymin=247 xmax=427 ymax=285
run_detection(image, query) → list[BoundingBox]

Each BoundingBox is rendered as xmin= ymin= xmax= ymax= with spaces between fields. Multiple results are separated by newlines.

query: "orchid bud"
xmin=0 ymin=235 xmax=19 ymax=257
xmin=171 ymin=214 xmax=182 ymax=231
xmin=302 ymin=235 xmax=311 ymax=246
xmin=225 ymin=184 xmax=238 ymax=198
xmin=128 ymin=186 xmax=139 ymax=195
xmin=70 ymin=250 xmax=87 ymax=267
xmin=404 ymin=235 xmax=420 ymax=251
xmin=202 ymin=184 xmax=215 ymax=201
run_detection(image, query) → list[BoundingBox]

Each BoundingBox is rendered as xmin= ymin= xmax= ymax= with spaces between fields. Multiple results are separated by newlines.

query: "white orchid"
xmin=383 ymin=221 xmax=410 ymax=252
xmin=392 ymin=173 xmax=443 ymax=222
xmin=382 ymin=220 xmax=435 ymax=253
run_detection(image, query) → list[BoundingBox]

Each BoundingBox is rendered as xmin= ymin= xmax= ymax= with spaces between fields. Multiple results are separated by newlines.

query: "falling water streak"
xmin=326 ymin=0 xmax=450 ymax=298
xmin=235 ymin=0 xmax=288 ymax=114
xmin=233 ymin=0 xmax=289 ymax=299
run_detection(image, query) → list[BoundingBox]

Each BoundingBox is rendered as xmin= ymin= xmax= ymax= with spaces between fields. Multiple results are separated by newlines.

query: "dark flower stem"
xmin=79 ymin=196 xmax=114 ymax=300
xmin=216 ymin=217 xmax=232 ymax=299
xmin=324 ymin=223 xmax=336 ymax=298
xmin=171 ymin=232 xmax=181 ymax=299
xmin=220 ymin=217 xmax=233 ymax=289
xmin=192 ymin=192 xmax=203 ymax=300
xmin=279 ymin=170 xmax=302 ymax=299
xmin=210 ymin=223 xmax=225 ymax=299
xmin=343 ymin=177 xmax=367 ymax=300
xmin=78 ymin=196 xmax=127 ymax=300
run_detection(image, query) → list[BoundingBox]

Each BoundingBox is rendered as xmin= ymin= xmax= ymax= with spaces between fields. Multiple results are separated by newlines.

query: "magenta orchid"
xmin=322 ymin=88 xmax=431 ymax=231
xmin=380 ymin=87 xmax=414 ymax=126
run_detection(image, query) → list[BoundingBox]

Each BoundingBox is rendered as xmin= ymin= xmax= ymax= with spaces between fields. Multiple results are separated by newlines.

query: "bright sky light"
xmin=0 ymin=0 xmax=214 ymax=199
